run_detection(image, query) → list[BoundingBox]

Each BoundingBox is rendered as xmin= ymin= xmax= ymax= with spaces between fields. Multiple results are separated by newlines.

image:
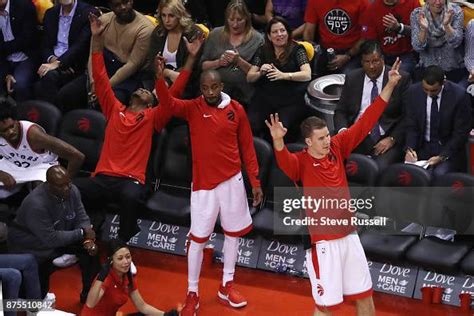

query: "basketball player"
xmin=155 ymin=58 xmax=263 ymax=316
xmin=265 ymin=59 xmax=402 ymax=316
xmin=0 ymin=97 xmax=84 ymax=199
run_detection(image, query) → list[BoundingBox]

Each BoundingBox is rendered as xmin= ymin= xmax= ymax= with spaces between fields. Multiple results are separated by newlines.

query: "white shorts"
xmin=306 ymin=233 xmax=373 ymax=311
xmin=189 ymin=172 xmax=252 ymax=243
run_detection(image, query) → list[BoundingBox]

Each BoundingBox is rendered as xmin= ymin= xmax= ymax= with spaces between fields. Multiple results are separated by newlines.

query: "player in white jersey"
xmin=0 ymin=98 xmax=84 ymax=198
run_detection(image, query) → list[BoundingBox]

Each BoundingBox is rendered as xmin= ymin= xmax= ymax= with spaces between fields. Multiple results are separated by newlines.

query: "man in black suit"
xmin=404 ymin=65 xmax=472 ymax=176
xmin=0 ymin=0 xmax=39 ymax=102
xmin=35 ymin=0 xmax=96 ymax=106
xmin=334 ymin=40 xmax=411 ymax=170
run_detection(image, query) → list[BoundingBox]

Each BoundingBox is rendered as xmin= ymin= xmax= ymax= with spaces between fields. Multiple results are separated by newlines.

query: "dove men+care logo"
xmin=413 ymin=269 xmax=468 ymax=306
xmin=101 ymin=214 xmax=189 ymax=255
xmin=257 ymin=239 xmax=306 ymax=273
xmin=200 ymin=233 xmax=262 ymax=268
xmin=146 ymin=221 xmax=181 ymax=251
xmin=368 ymin=261 xmax=418 ymax=298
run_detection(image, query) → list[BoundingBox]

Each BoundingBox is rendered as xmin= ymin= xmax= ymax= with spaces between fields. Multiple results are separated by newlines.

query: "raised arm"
xmin=89 ymin=13 xmax=119 ymax=119
xmin=153 ymin=36 xmax=205 ymax=130
xmin=336 ymin=59 xmax=402 ymax=158
xmin=266 ymin=113 xmax=301 ymax=181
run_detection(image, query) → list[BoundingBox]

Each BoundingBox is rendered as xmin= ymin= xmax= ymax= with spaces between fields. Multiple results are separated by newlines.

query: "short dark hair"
xmin=423 ymin=65 xmax=445 ymax=85
xmin=360 ymin=40 xmax=383 ymax=57
xmin=300 ymin=116 xmax=327 ymax=138
xmin=0 ymin=97 xmax=17 ymax=121
xmin=200 ymin=69 xmax=222 ymax=83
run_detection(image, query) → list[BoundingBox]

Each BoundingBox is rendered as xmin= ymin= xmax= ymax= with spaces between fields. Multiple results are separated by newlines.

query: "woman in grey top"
xmin=200 ymin=0 xmax=263 ymax=106
xmin=410 ymin=0 xmax=466 ymax=82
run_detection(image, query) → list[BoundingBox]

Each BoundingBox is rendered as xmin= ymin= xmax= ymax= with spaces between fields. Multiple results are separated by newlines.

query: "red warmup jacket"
xmin=275 ymin=96 xmax=388 ymax=244
xmin=91 ymin=52 xmax=190 ymax=184
xmin=155 ymin=77 xmax=260 ymax=191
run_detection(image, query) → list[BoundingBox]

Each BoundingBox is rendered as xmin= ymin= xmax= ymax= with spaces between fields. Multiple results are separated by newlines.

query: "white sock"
xmin=222 ymin=235 xmax=239 ymax=286
xmin=187 ymin=240 xmax=205 ymax=294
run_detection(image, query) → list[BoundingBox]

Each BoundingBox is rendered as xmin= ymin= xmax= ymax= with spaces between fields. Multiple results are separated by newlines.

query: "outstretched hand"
xmin=387 ymin=57 xmax=402 ymax=86
xmin=265 ymin=113 xmax=287 ymax=140
xmin=89 ymin=13 xmax=105 ymax=37
xmin=154 ymin=54 xmax=166 ymax=79
xmin=184 ymin=33 xmax=205 ymax=57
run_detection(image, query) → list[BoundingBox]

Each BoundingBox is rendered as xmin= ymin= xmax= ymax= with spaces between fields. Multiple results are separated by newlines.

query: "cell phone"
xmin=183 ymin=29 xmax=198 ymax=42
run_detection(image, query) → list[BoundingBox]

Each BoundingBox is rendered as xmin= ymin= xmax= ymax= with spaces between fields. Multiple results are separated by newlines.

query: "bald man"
xmin=156 ymin=62 xmax=263 ymax=315
xmin=8 ymin=165 xmax=100 ymax=301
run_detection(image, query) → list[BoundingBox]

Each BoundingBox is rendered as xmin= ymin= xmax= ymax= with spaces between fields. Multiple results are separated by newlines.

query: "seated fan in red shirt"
xmin=82 ymin=240 xmax=180 ymax=316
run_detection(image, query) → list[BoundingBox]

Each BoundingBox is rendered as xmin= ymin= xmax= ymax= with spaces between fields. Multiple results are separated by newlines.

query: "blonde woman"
xmin=146 ymin=0 xmax=201 ymax=85
xmin=200 ymin=0 xmax=263 ymax=106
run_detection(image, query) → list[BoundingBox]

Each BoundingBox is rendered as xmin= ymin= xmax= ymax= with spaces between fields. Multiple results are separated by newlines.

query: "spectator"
xmin=264 ymin=0 xmax=307 ymax=39
xmin=465 ymin=19 xmax=474 ymax=83
xmin=82 ymin=240 xmax=179 ymax=316
xmin=247 ymin=17 xmax=311 ymax=140
xmin=201 ymin=0 xmax=263 ymax=106
xmin=56 ymin=0 xmax=155 ymax=111
xmin=335 ymin=40 xmax=411 ymax=170
xmin=145 ymin=0 xmax=202 ymax=92
xmin=0 ymin=0 xmax=39 ymax=102
xmin=0 ymin=254 xmax=42 ymax=315
xmin=361 ymin=0 xmax=420 ymax=75
xmin=303 ymin=0 xmax=368 ymax=76
xmin=404 ymin=65 xmax=472 ymax=176
xmin=34 ymin=0 xmax=97 ymax=107
xmin=7 ymin=165 xmax=100 ymax=301
xmin=410 ymin=0 xmax=466 ymax=83
xmin=73 ymin=14 xmax=203 ymax=244
xmin=0 ymin=97 xmax=84 ymax=201
xmin=185 ymin=0 xmax=266 ymax=29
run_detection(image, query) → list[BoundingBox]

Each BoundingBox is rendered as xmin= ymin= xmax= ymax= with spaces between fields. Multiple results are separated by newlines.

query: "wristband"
xmin=398 ymin=23 xmax=405 ymax=34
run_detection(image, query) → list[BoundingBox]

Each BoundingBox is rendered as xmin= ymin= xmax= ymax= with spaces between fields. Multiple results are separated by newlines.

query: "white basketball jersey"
xmin=0 ymin=120 xmax=58 ymax=184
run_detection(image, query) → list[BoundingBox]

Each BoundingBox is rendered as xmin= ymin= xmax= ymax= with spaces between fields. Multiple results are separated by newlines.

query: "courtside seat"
xmin=345 ymin=153 xmax=379 ymax=187
xmin=146 ymin=125 xmax=192 ymax=226
xmin=460 ymin=250 xmax=474 ymax=275
xmin=58 ymin=109 xmax=106 ymax=174
xmin=17 ymin=100 xmax=62 ymax=136
xmin=360 ymin=164 xmax=432 ymax=263
xmin=345 ymin=153 xmax=379 ymax=220
xmin=406 ymin=173 xmax=474 ymax=275
xmin=253 ymin=143 xmax=305 ymax=243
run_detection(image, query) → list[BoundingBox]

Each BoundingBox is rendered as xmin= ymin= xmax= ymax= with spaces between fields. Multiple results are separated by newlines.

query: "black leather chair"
xmin=242 ymin=137 xmax=273 ymax=216
xmin=345 ymin=153 xmax=379 ymax=187
xmin=17 ymin=100 xmax=62 ymax=136
xmin=253 ymin=143 xmax=305 ymax=243
xmin=58 ymin=109 xmax=106 ymax=174
xmin=406 ymin=173 xmax=474 ymax=275
xmin=345 ymin=153 xmax=379 ymax=219
xmin=360 ymin=164 xmax=432 ymax=263
xmin=146 ymin=125 xmax=192 ymax=226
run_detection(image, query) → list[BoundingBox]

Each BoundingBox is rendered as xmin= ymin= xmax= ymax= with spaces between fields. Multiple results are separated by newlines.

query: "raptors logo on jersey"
xmin=0 ymin=121 xmax=58 ymax=189
xmin=0 ymin=121 xmax=57 ymax=169
xmin=324 ymin=9 xmax=351 ymax=35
